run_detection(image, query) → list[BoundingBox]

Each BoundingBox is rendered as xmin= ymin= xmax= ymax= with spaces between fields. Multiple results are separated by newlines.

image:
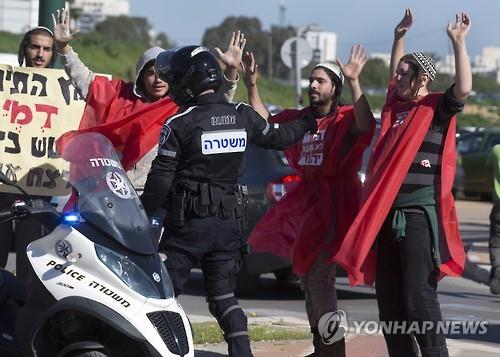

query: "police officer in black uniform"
xmin=141 ymin=45 xmax=316 ymax=357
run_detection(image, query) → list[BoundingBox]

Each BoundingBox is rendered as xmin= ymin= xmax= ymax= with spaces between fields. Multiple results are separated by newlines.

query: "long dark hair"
xmin=18 ymin=27 xmax=56 ymax=68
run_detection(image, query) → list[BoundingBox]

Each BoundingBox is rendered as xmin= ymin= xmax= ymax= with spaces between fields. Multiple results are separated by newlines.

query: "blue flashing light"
xmin=62 ymin=212 xmax=80 ymax=225
xmin=151 ymin=217 xmax=160 ymax=227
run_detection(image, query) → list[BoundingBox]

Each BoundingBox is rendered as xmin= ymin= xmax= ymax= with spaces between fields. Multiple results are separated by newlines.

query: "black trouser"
xmin=160 ymin=216 xmax=252 ymax=357
xmin=489 ymin=202 xmax=500 ymax=271
xmin=376 ymin=209 xmax=448 ymax=357
xmin=0 ymin=193 xmax=17 ymax=268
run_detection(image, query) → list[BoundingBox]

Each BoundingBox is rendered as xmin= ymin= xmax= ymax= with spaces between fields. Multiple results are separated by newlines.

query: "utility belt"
xmin=169 ymin=182 xmax=248 ymax=227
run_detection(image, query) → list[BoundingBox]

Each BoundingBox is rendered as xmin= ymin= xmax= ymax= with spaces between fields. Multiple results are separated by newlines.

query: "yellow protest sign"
xmin=0 ymin=64 xmax=85 ymax=196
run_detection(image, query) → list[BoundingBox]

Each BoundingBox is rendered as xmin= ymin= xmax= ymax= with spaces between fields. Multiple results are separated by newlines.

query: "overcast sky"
xmin=129 ymin=0 xmax=499 ymax=60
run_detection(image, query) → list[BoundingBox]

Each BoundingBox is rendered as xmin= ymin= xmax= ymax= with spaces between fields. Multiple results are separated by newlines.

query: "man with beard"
xmin=0 ymin=27 xmax=57 ymax=268
xmin=243 ymin=45 xmax=374 ymax=356
xmin=17 ymin=26 xmax=56 ymax=68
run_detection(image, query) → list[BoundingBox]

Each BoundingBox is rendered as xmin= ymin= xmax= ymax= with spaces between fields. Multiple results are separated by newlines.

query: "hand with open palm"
xmin=214 ymin=31 xmax=246 ymax=73
xmin=395 ymin=8 xmax=413 ymax=40
xmin=242 ymin=51 xmax=258 ymax=88
xmin=337 ymin=44 xmax=368 ymax=82
xmin=447 ymin=12 xmax=471 ymax=44
xmin=52 ymin=5 xmax=77 ymax=53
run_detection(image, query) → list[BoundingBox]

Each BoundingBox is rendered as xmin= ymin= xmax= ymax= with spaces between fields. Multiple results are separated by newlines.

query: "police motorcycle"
xmin=0 ymin=132 xmax=193 ymax=357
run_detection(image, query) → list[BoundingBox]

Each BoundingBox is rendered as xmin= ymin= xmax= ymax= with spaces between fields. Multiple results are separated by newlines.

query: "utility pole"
xmin=279 ymin=0 xmax=287 ymax=28
xmin=38 ymin=0 xmax=66 ymax=69
xmin=39 ymin=0 xmax=66 ymax=29
xmin=280 ymin=37 xmax=312 ymax=109
xmin=268 ymin=35 xmax=273 ymax=79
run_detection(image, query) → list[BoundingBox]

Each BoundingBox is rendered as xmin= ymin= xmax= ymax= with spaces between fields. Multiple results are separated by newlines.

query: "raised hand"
xmin=242 ymin=51 xmax=258 ymax=88
xmin=337 ymin=44 xmax=368 ymax=82
xmin=447 ymin=12 xmax=471 ymax=43
xmin=214 ymin=31 xmax=246 ymax=71
xmin=52 ymin=6 xmax=76 ymax=50
xmin=395 ymin=8 xmax=413 ymax=39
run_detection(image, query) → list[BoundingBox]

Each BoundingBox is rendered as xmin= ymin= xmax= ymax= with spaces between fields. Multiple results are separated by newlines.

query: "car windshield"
xmin=457 ymin=133 xmax=484 ymax=154
xmin=62 ymin=133 xmax=157 ymax=255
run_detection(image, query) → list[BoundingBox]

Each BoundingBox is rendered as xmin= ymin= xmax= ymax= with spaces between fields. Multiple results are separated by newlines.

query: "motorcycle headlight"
xmin=95 ymin=244 xmax=174 ymax=299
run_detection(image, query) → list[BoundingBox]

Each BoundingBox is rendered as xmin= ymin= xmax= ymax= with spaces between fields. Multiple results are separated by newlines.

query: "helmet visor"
xmin=154 ymin=49 xmax=178 ymax=83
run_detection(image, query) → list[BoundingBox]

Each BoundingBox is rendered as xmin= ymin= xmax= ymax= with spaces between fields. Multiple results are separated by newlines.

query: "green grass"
xmin=233 ymin=76 xmax=299 ymax=108
xmin=192 ymin=321 xmax=310 ymax=344
xmin=0 ymin=31 xmax=23 ymax=53
xmin=0 ymin=31 xmax=147 ymax=81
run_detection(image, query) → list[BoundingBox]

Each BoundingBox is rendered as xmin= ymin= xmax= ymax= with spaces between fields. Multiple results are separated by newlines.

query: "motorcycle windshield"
xmin=62 ymin=132 xmax=156 ymax=255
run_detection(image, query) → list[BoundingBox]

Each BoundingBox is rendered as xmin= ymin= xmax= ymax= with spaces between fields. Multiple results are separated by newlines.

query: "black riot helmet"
xmin=155 ymin=45 xmax=222 ymax=105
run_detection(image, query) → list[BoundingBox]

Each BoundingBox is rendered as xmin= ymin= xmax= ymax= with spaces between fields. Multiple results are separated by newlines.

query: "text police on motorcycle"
xmin=140 ymin=45 xmax=316 ymax=357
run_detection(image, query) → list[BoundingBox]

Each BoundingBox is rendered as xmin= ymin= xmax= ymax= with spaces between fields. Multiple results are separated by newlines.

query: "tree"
xmin=203 ymin=16 xmax=267 ymax=71
xmin=361 ymin=58 xmax=388 ymax=89
xmin=94 ymin=16 xmax=151 ymax=44
xmin=471 ymin=73 xmax=500 ymax=93
xmin=154 ymin=32 xmax=175 ymax=49
xmin=202 ymin=16 xmax=294 ymax=80
xmin=67 ymin=0 xmax=83 ymax=22
xmin=269 ymin=25 xmax=295 ymax=80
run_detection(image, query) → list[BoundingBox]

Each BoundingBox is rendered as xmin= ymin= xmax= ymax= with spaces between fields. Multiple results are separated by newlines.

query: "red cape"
xmin=58 ymin=76 xmax=178 ymax=211
xmin=331 ymin=83 xmax=465 ymax=286
xmin=248 ymin=106 xmax=373 ymax=276
xmin=59 ymin=76 xmax=178 ymax=171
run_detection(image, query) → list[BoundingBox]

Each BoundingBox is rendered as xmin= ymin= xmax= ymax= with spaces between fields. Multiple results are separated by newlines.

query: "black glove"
xmin=300 ymin=112 xmax=318 ymax=134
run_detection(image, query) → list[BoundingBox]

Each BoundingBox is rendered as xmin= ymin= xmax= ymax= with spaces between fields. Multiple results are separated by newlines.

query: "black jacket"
xmin=141 ymin=93 xmax=316 ymax=215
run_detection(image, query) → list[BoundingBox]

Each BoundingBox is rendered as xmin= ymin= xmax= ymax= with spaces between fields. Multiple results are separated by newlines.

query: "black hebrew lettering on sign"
xmin=31 ymin=136 xmax=59 ymax=158
xmin=30 ymin=73 xmax=48 ymax=96
xmin=0 ymin=71 xmax=49 ymax=97
xmin=0 ymin=69 xmax=83 ymax=104
xmin=0 ymin=131 xmax=21 ymax=154
xmin=26 ymin=167 xmax=61 ymax=189
xmin=0 ymin=68 xmax=12 ymax=91
xmin=58 ymin=76 xmax=83 ymax=105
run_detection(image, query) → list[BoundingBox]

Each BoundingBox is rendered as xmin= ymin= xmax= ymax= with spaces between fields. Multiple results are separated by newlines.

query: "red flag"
xmin=331 ymin=83 xmax=465 ymax=286
xmin=59 ymin=76 xmax=178 ymax=171
xmin=248 ymin=106 xmax=373 ymax=275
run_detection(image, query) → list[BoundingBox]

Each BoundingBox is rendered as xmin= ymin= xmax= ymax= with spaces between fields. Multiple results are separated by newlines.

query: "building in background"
xmin=0 ymin=0 xmax=38 ymax=33
xmin=436 ymin=54 xmax=456 ymax=76
xmin=0 ymin=0 xmax=130 ymax=34
xmin=438 ymin=47 xmax=500 ymax=84
xmin=299 ymin=24 xmax=337 ymax=63
xmin=73 ymin=0 xmax=129 ymax=32
xmin=473 ymin=47 xmax=500 ymax=83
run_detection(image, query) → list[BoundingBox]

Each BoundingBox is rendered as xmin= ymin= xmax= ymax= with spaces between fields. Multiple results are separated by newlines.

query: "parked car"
xmin=357 ymin=115 xmax=381 ymax=185
xmin=456 ymin=127 xmax=500 ymax=200
xmin=237 ymin=144 xmax=299 ymax=293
